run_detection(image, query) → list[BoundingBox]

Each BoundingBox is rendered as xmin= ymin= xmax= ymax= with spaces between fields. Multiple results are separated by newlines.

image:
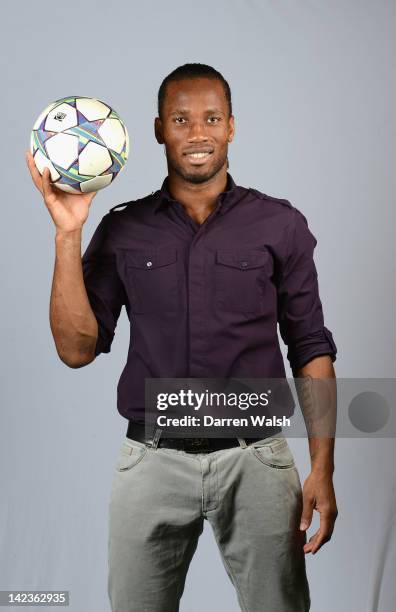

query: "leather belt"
xmin=126 ymin=421 xmax=279 ymax=454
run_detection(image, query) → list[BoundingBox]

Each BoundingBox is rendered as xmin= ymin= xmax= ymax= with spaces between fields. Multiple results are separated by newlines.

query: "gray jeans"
xmin=108 ymin=432 xmax=310 ymax=612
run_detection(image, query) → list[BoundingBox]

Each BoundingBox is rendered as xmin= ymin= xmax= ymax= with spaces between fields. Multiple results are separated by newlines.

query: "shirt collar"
xmin=152 ymin=172 xmax=239 ymax=214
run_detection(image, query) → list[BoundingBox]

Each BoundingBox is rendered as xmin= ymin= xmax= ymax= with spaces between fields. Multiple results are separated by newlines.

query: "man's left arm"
xmin=276 ymin=206 xmax=339 ymax=555
xmin=293 ymin=355 xmax=338 ymax=555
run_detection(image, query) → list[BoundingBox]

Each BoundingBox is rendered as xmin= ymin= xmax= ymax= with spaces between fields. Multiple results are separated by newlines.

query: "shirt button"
xmin=240 ymin=261 xmax=248 ymax=268
xmin=146 ymin=261 xmax=153 ymax=267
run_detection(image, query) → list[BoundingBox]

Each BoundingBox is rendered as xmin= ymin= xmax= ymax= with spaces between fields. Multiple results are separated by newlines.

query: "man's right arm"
xmin=51 ymin=228 xmax=99 ymax=368
xmin=26 ymin=151 xmax=100 ymax=368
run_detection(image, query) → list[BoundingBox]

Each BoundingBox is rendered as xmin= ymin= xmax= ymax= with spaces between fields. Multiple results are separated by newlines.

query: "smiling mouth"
xmin=184 ymin=151 xmax=213 ymax=164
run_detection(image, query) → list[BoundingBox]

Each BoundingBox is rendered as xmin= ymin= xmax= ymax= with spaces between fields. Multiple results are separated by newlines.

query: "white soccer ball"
xmin=30 ymin=96 xmax=130 ymax=193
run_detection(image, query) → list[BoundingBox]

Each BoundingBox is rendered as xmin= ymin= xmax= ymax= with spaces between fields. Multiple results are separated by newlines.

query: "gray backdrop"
xmin=1 ymin=1 xmax=395 ymax=611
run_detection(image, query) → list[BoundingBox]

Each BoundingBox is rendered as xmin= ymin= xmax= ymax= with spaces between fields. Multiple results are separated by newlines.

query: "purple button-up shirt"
xmin=81 ymin=173 xmax=337 ymax=422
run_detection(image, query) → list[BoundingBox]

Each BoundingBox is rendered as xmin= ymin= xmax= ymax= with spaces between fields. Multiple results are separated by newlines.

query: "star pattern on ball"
xmin=33 ymin=120 xmax=58 ymax=154
xmin=64 ymin=113 xmax=107 ymax=154
xmin=106 ymin=153 xmax=123 ymax=174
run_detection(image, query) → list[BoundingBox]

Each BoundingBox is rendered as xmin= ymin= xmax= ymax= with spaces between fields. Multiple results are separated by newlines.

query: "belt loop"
xmin=151 ymin=426 xmax=163 ymax=449
xmin=237 ymin=437 xmax=247 ymax=449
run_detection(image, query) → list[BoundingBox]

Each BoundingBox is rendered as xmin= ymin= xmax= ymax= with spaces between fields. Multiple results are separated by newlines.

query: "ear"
xmin=154 ymin=117 xmax=164 ymax=144
xmin=227 ymin=115 xmax=235 ymax=143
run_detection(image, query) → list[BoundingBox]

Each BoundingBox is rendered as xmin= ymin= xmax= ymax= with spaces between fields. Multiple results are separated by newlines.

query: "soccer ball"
xmin=30 ymin=96 xmax=129 ymax=193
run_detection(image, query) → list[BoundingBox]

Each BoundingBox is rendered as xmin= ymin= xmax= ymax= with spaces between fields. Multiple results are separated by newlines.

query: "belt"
xmin=126 ymin=421 xmax=280 ymax=454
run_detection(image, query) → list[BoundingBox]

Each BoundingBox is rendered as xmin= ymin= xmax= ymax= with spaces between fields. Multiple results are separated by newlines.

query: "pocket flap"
xmin=216 ymin=249 xmax=269 ymax=270
xmin=126 ymin=247 xmax=177 ymax=269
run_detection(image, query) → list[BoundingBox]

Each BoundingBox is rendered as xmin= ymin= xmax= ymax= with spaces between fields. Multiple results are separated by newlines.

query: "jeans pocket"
xmin=115 ymin=438 xmax=148 ymax=472
xmin=251 ymin=438 xmax=296 ymax=469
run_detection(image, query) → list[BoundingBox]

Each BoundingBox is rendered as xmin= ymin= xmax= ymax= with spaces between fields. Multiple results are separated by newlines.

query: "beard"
xmin=165 ymin=146 xmax=228 ymax=184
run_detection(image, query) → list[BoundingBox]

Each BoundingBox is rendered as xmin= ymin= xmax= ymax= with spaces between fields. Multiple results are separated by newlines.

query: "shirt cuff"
xmin=94 ymin=325 xmax=114 ymax=357
xmin=287 ymin=326 xmax=337 ymax=371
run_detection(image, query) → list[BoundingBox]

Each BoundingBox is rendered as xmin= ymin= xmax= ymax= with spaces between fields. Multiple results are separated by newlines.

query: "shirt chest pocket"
xmin=125 ymin=247 xmax=180 ymax=314
xmin=214 ymin=249 xmax=273 ymax=314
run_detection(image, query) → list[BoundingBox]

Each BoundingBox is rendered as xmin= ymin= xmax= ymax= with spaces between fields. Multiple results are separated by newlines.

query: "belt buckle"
xmin=184 ymin=437 xmax=210 ymax=453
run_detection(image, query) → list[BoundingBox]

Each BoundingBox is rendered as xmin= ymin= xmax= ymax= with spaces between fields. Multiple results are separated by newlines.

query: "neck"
xmin=167 ymin=165 xmax=228 ymax=212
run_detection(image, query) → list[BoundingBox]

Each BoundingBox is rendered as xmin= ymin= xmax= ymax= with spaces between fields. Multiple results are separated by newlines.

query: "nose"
xmin=187 ymin=119 xmax=209 ymax=142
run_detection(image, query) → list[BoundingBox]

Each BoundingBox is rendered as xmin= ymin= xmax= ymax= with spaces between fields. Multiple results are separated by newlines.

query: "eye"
xmin=174 ymin=116 xmax=187 ymax=124
xmin=207 ymin=116 xmax=221 ymax=124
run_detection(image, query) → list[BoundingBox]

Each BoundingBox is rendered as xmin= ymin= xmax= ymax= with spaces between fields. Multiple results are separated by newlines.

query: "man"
xmin=26 ymin=63 xmax=338 ymax=612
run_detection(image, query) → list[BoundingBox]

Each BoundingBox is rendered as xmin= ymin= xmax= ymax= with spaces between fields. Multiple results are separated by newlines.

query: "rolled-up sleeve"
xmin=276 ymin=208 xmax=337 ymax=372
xmin=81 ymin=213 xmax=126 ymax=357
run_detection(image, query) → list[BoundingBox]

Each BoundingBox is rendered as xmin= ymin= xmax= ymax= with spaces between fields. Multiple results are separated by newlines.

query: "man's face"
xmin=155 ymin=77 xmax=235 ymax=184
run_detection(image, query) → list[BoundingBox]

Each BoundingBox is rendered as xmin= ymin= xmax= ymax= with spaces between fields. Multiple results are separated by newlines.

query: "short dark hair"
xmin=157 ymin=63 xmax=232 ymax=119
